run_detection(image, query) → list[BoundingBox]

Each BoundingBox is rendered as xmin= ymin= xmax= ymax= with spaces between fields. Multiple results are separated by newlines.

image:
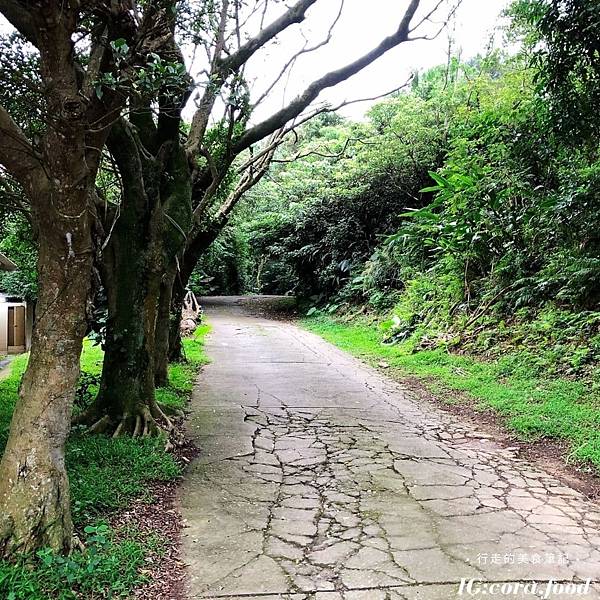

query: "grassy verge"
xmin=0 ymin=324 xmax=210 ymax=600
xmin=156 ymin=324 xmax=211 ymax=410
xmin=304 ymin=315 xmax=600 ymax=470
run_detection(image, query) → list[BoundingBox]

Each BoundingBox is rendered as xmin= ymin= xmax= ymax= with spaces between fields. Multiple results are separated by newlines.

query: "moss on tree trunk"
xmin=77 ymin=119 xmax=191 ymax=437
xmin=77 ymin=188 xmax=173 ymax=436
xmin=168 ymin=275 xmax=187 ymax=363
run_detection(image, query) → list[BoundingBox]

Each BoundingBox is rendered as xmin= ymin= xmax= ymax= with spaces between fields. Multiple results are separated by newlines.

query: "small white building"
xmin=0 ymin=252 xmax=33 ymax=354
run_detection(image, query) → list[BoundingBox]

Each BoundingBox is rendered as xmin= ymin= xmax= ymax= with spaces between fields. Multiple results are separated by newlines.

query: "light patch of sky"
xmin=183 ymin=0 xmax=512 ymax=124
xmin=0 ymin=0 xmax=512 ymax=124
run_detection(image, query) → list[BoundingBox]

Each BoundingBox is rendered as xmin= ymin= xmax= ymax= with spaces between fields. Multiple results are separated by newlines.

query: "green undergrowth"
xmin=303 ymin=315 xmax=600 ymax=470
xmin=1 ymin=524 xmax=149 ymax=600
xmin=156 ymin=323 xmax=211 ymax=409
xmin=0 ymin=323 xmax=211 ymax=599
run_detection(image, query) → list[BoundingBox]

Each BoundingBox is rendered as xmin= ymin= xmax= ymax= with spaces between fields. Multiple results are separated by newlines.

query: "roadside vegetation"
xmin=0 ymin=325 xmax=209 ymax=599
xmin=0 ymin=0 xmax=461 ymax=560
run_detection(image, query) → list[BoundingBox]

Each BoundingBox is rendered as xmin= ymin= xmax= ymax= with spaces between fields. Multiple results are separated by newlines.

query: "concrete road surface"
xmin=180 ymin=297 xmax=600 ymax=600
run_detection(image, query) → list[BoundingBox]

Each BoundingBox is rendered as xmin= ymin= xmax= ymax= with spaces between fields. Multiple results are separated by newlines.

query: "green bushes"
xmin=0 ymin=525 xmax=148 ymax=600
xmin=216 ymin=47 xmax=600 ymax=328
xmin=199 ymin=98 xmax=444 ymax=298
xmin=0 ymin=214 xmax=37 ymax=301
xmin=281 ymin=52 xmax=600 ymax=383
xmin=191 ymin=229 xmax=251 ymax=296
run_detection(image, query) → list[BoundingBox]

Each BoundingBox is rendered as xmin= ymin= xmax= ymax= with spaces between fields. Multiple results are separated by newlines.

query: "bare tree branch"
xmin=0 ymin=0 xmax=38 ymax=45
xmin=236 ymin=75 xmax=414 ymax=173
xmin=324 ymin=77 xmax=415 ymax=113
xmin=219 ymin=0 xmax=319 ymax=75
xmin=272 ymin=136 xmax=360 ymax=164
xmin=186 ymin=0 xmax=319 ymax=158
xmin=215 ymin=141 xmax=277 ymax=222
xmin=408 ymin=0 xmax=462 ymax=41
xmin=408 ymin=0 xmax=447 ymax=33
xmin=251 ymin=0 xmax=345 ymax=110
xmin=232 ymin=0 xmax=422 ymax=154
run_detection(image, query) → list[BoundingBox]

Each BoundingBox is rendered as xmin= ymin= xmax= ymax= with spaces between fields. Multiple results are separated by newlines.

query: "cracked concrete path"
xmin=180 ymin=297 xmax=600 ymax=600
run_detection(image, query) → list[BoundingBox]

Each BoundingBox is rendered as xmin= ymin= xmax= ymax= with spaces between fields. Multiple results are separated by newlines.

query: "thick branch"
xmin=0 ymin=103 xmax=41 ymax=191
xmin=220 ymin=0 xmax=319 ymax=75
xmin=233 ymin=0 xmax=422 ymax=153
xmin=252 ymin=0 xmax=345 ymax=110
xmin=106 ymin=118 xmax=147 ymax=207
xmin=186 ymin=0 xmax=319 ymax=157
xmin=0 ymin=0 xmax=37 ymax=45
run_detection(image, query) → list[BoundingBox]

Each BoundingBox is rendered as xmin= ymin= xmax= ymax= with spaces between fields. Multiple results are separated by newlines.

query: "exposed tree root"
xmin=158 ymin=402 xmax=185 ymax=418
xmin=73 ymin=535 xmax=86 ymax=553
xmin=72 ymin=404 xmax=100 ymax=428
xmin=151 ymin=403 xmax=173 ymax=433
xmin=73 ymin=400 xmax=185 ymax=450
xmin=88 ymin=415 xmax=112 ymax=435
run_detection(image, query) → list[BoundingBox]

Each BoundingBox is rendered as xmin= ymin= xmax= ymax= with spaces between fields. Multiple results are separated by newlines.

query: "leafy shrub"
xmin=0 ymin=525 xmax=146 ymax=600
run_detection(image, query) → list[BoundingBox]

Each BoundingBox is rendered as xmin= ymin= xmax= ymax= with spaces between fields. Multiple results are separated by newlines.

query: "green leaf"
xmin=111 ymin=38 xmax=129 ymax=55
xmin=419 ymin=184 xmax=443 ymax=193
xmin=428 ymin=171 xmax=453 ymax=190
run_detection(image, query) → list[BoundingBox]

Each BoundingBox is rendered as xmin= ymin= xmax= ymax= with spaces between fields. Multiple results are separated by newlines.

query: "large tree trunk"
xmin=79 ymin=217 xmax=170 ymax=436
xmin=77 ymin=118 xmax=191 ymax=436
xmin=76 ymin=166 xmax=174 ymax=435
xmin=167 ymin=272 xmax=187 ymax=363
xmin=154 ymin=266 xmax=177 ymax=387
xmin=0 ymin=182 xmax=93 ymax=555
xmin=0 ymin=0 xmax=100 ymax=552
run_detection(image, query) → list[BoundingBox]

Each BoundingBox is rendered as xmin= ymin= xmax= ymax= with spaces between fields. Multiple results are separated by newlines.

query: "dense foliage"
xmin=510 ymin=0 xmax=600 ymax=144
xmin=0 ymin=215 xmax=37 ymax=300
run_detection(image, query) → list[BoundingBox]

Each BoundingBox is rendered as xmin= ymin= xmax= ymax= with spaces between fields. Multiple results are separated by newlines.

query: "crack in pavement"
xmin=180 ymin=299 xmax=600 ymax=600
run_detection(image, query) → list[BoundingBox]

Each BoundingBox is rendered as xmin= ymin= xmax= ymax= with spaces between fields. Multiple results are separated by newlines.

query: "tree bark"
xmin=0 ymin=0 xmax=108 ymax=554
xmin=78 ymin=207 xmax=169 ymax=436
xmin=154 ymin=265 xmax=177 ymax=387
xmin=167 ymin=271 xmax=187 ymax=362
xmin=0 ymin=183 xmax=93 ymax=556
xmin=77 ymin=117 xmax=191 ymax=435
xmin=75 ymin=120 xmax=170 ymax=435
